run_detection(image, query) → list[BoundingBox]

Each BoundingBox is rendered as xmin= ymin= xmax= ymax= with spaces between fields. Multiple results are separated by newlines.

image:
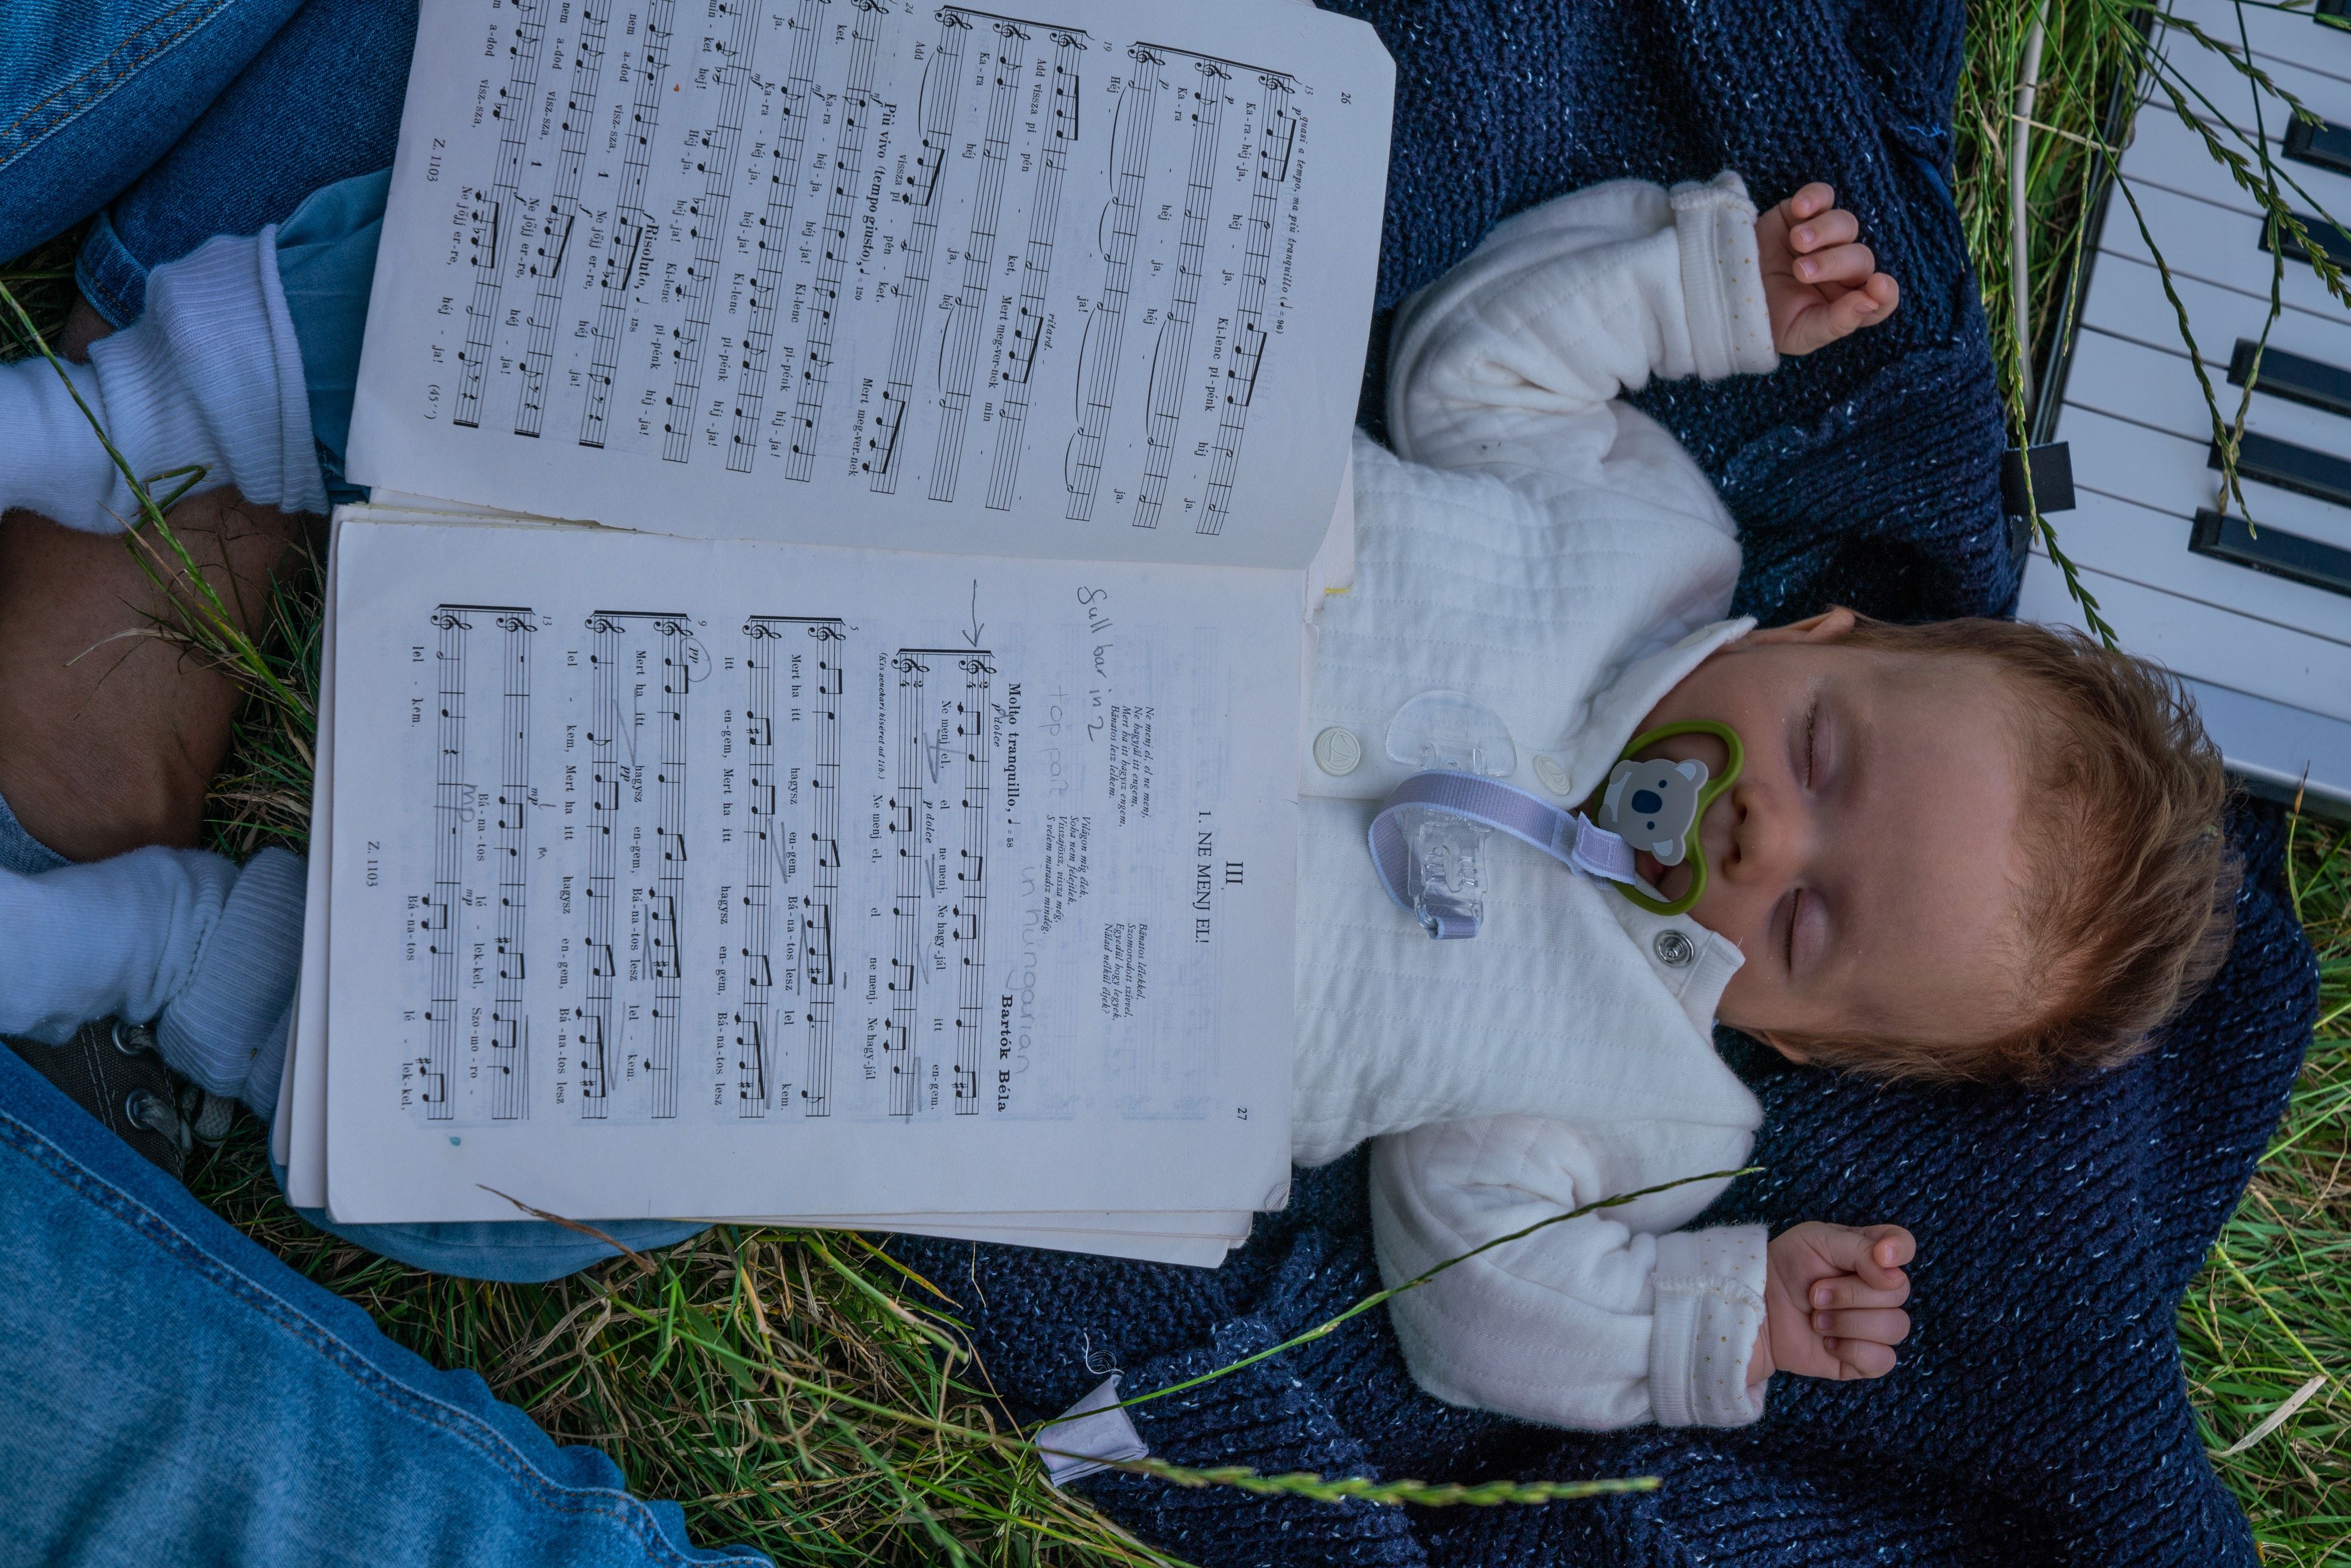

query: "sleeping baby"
xmin=0 ymin=158 xmax=2235 ymax=1421
xmin=1298 ymin=174 xmax=2236 ymax=1428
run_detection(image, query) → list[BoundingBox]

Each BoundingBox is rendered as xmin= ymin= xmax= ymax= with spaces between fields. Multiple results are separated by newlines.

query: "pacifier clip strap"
xmin=1366 ymin=770 xmax=1637 ymax=938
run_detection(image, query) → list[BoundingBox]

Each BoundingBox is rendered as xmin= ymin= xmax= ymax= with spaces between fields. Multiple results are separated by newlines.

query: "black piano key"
xmin=2193 ymin=508 xmax=2351 ymax=600
xmin=2284 ymin=115 xmax=2351 ymax=177
xmin=2259 ymin=209 xmax=2351 ymax=271
xmin=2227 ymin=337 xmax=2351 ymax=419
xmin=2209 ymin=428 xmax=2351 ymax=508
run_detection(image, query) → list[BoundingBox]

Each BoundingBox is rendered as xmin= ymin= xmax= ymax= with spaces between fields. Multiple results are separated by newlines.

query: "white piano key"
xmin=2023 ymin=483 xmax=2351 ymax=660
xmin=2143 ymin=9 xmax=2351 ymax=121
xmin=2161 ymin=0 xmax=2351 ymax=90
xmin=2018 ymin=550 xmax=2351 ymax=724
xmin=2120 ymin=91 xmax=2351 ymax=242
xmin=2100 ymin=179 xmax=2351 ymax=325
xmin=2062 ymin=326 xmax=2351 ymax=460
xmin=2051 ymin=402 xmax=2351 ymax=555
xmin=2079 ymin=250 xmax=2351 ymax=359
xmin=2175 ymin=674 xmax=2351 ymax=811
xmin=2124 ymin=98 xmax=2351 ymax=227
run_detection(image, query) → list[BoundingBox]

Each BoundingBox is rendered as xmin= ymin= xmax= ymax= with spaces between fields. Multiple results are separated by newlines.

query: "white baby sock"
xmin=156 ymin=845 xmax=306 ymax=1116
xmin=0 ymin=230 xmax=326 ymax=533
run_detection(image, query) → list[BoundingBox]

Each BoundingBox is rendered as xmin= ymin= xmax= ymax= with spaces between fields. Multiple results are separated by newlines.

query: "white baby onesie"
xmin=1294 ymin=171 xmax=1783 ymax=1430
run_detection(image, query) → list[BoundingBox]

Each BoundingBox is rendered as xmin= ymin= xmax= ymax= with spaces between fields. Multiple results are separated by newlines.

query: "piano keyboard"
xmin=2020 ymin=0 xmax=2351 ymax=812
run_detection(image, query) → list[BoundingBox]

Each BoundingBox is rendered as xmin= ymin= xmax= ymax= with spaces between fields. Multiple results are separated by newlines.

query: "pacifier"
xmin=1362 ymin=699 xmax=1745 ymax=937
xmin=1595 ymin=720 xmax=1743 ymax=918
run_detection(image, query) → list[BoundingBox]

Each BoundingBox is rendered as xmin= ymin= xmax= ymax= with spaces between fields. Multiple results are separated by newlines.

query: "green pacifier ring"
xmin=1608 ymin=720 xmax=1743 ymax=919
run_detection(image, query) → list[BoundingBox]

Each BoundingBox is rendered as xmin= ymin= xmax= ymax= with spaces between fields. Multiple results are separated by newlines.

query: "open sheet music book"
xmin=276 ymin=0 xmax=1394 ymax=1265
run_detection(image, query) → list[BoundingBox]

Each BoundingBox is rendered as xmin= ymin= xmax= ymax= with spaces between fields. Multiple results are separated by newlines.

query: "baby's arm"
xmin=1373 ymin=1117 xmax=1919 ymax=1429
xmin=1384 ymin=173 xmax=1777 ymax=489
xmin=1384 ymin=177 xmax=1898 ymax=496
xmin=1370 ymin=1115 xmax=1772 ymax=1430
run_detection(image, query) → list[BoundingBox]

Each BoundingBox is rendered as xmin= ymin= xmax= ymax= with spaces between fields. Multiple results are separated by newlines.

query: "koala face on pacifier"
xmin=1598 ymin=756 xmax=1710 ymax=866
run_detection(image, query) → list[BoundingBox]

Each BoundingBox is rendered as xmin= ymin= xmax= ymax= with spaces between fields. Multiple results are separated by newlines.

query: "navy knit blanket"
xmin=888 ymin=0 xmax=2323 ymax=1563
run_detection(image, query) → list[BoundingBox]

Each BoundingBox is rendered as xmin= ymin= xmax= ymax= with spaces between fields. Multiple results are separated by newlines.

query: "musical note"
xmin=867 ymin=9 xmax=969 ymax=494
xmin=1063 ymin=50 xmax=1160 ymax=521
xmin=579 ymin=0 xmax=676 ymax=448
xmin=742 ymin=617 xmax=843 ymax=1115
xmin=513 ymin=5 xmax=604 ymax=438
xmin=1201 ymin=72 xmax=1298 ymax=534
xmin=454 ymin=0 xmax=547 ymax=429
xmin=928 ymin=20 xmax=1029 ymax=503
xmin=1131 ymin=59 xmax=1226 ymax=531
xmin=989 ymin=27 xmax=1087 ymax=516
xmin=661 ymin=0 xmax=758 ymax=465
xmin=785 ymin=9 xmax=882 ymax=482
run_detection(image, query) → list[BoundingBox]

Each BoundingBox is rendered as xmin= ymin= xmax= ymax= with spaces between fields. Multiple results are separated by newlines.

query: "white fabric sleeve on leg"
xmin=0 ymin=352 xmax=121 ymax=529
xmin=0 ymin=844 xmax=305 ymax=1114
xmin=0 ymin=230 xmax=324 ymax=534
xmin=1369 ymin=1114 xmax=1767 ymax=1430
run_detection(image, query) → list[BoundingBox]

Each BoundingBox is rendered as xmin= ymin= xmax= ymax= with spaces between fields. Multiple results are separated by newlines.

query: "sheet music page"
xmin=322 ymin=514 xmax=1297 ymax=1223
xmin=346 ymin=0 xmax=1394 ymax=570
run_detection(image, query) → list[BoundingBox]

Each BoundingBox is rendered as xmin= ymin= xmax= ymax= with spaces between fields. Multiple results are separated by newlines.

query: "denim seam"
xmin=76 ymin=213 xmax=145 ymax=328
xmin=0 ymin=0 xmax=242 ymax=166
xmin=0 ymin=1107 xmax=763 ymax=1565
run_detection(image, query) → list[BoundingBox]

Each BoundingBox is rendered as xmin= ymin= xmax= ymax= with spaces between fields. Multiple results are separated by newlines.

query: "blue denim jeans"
xmin=0 ymin=1036 xmax=768 ymax=1566
xmin=0 ymin=0 xmax=419 ymax=322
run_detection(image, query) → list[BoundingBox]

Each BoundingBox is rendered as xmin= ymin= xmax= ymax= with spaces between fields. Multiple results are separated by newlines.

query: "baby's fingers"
xmin=1840 ymin=273 xmax=1899 ymax=333
xmin=1808 ymin=1271 xmax=1910 ymax=1311
xmin=1823 ymin=1335 xmax=1900 ymax=1381
xmin=1787 ymin=208 xmax=1859 ymax=255
xmin=1779 ymin=182 xmax=1839 ymax=225
xmin=1793 ymin=241 xmax=1875 ymax=286
xmin=1812 ymin=1307 xmax=1909 ymax=1347
xmin=1858 ymin=1223 xmax=1916 ymax=1284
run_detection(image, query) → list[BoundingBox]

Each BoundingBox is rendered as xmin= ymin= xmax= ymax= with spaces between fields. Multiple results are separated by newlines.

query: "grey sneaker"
xmin=2 ymin=1018 xmax=234 ymax=1181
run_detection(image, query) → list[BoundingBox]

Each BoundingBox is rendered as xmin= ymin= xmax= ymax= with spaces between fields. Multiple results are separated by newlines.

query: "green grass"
xmin=2183 ymin=821 xmax=2351 ymax=1563
xmin=7 ymin=0 xmax=2351 ymax=1559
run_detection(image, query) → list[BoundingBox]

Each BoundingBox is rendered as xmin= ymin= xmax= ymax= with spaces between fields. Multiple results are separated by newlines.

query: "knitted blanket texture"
xmin=888 ymin=0 xmax=2323 ymax=1563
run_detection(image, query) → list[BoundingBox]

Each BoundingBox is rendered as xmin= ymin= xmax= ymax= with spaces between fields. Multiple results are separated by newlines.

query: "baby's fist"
xmin=1749 ymin=1222 xmax=1913 ymax=1386
xmin=1754 ymin=183 xmax=1900 ymax=356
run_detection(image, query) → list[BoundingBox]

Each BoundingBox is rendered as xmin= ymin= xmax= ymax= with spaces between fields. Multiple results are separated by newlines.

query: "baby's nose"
xmin=1714 ymin=780 xmax=1799 ymax=881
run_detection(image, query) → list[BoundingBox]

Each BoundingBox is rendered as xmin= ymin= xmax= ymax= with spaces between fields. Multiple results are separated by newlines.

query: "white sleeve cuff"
xmin=1647 ymin=1223 xmax=1770 ymax=1427
xmin=1670 ymin=173 xmax=1777 ymax=381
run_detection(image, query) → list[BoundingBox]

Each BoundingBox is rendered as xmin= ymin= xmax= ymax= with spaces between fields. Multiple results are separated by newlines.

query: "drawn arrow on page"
xmin=962 ymin=581 xmax=985 ymax=649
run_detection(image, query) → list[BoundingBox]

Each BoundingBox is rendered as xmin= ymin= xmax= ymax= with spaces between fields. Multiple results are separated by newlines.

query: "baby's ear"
xmin=1739 ymin=606 xmax=1861 ymax=647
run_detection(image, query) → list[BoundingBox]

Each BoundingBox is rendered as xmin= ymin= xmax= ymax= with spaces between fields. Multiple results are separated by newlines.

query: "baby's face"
xmin=1626 ymin=611 xmax=2035 ymax=1057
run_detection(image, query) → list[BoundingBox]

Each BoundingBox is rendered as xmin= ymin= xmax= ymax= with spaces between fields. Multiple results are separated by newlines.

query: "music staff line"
xmin=419 ymin=604 xmax=540 ymax=1122
xmin=737 ymin=616 xmax=847 ymax=1119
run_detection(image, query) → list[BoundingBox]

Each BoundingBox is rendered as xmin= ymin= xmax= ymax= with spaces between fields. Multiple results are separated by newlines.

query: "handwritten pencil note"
xmin=322 ymin=517 xmax=1299 ymax=1224
xmin=348 ymin=0 xmax=1394 ymax=569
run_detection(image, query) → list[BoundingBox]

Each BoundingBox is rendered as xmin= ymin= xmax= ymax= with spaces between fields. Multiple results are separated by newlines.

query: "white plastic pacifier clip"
xmin=1368 ymin=772 xmax=1643 ymax=939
